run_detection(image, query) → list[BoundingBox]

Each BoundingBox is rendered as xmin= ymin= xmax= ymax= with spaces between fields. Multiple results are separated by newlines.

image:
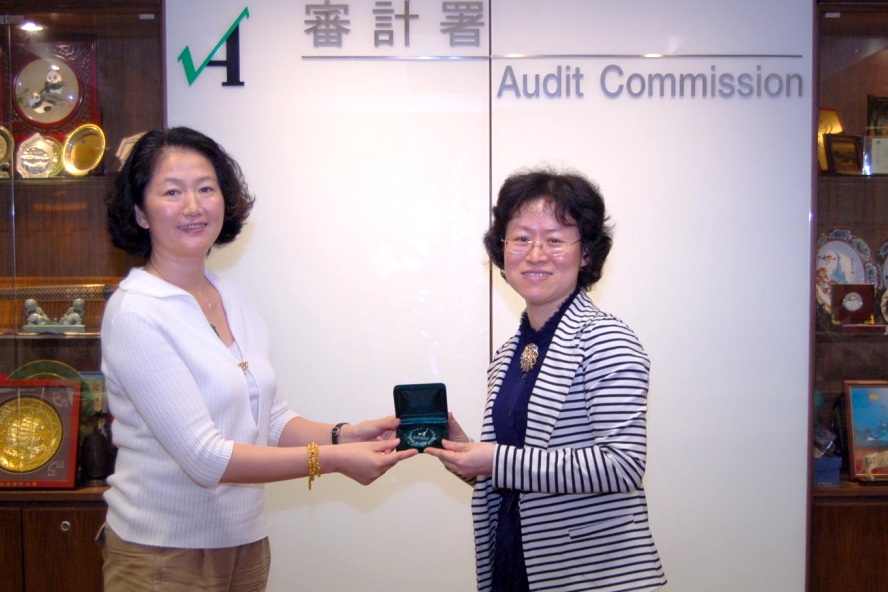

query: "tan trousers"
xmin=101 ymin=525 xmax=271 ymax=592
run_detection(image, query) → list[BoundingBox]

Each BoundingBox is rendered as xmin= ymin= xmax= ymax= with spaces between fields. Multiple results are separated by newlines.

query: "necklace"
xmin=520 ymin=343 xmax=539 ymax=372
xmin=146 ymin=263 xmax=249 ymax=375
xmin=147 ymin=263 xmax=217 ymax=332
xmin=200 ymin=280 xmax=220 ymax=338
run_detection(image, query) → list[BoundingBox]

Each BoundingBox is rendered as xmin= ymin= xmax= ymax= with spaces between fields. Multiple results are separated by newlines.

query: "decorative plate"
xmin=0 ymin=126 xmax=12 ymax=178
xmin=0 ymin=396 xmax=63 ymax=473
xmin=876 ymin=239 xmax=888 ymax=322
xmin=815 ymin=228 xmax=879 ymax=313
xmin=15 ymin=133 xmax=63 ymax=178
xmin=63 ymin=123 xmax=105 ymax=176
xmin=13 ymin=55 xmax=81 ymax=127
xmin=8 ymin=360 xmax=95 ymax=419
xmin=0 ymin=126 xmax=13 ymax=163
xmin=48 ymin=136 xmax=64 ymax=176
xmin=877 ymin=239 xmax=888 ymax=290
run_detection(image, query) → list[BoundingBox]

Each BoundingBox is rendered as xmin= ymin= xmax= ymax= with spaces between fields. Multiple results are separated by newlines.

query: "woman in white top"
xmin=101 ymin=126 xmax=417 ymax=591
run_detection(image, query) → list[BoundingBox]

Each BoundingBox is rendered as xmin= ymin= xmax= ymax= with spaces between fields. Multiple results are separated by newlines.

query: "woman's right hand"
xmin=424 ymin=439 xmax=494 ymax=480
xmin=325 ymin=439 xmax=417 ymax=485
xmin=423 ymin=413 xmax=493 ymax=480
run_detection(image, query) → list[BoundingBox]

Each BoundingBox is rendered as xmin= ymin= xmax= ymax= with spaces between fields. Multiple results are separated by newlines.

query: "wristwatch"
xmin=331 ymin=422 xmax=348 ymax=445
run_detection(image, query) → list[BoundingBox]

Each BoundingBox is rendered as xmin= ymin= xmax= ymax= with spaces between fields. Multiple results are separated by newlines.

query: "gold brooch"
xmin=520 ymin=343 xmax=539 ymax=372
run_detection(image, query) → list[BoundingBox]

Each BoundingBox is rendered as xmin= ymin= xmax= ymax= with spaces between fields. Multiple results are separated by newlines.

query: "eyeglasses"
xmin=502 ymin=237 xmax=581 ymax=257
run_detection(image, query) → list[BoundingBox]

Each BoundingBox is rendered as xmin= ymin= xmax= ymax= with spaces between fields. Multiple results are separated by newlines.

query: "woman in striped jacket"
xmin=426 ymin=168 xmax=666 ymax=592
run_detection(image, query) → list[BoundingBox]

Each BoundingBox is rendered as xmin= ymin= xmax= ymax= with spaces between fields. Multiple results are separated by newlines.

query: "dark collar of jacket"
xmin=484 ymin=290 xmax=600 ymax=447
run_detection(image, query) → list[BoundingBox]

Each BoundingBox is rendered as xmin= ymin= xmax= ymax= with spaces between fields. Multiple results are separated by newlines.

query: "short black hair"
xmin=483 ymin=167 xmax=613 ymax=290
xmin=105 ymin=126 xmax=254 ymax=259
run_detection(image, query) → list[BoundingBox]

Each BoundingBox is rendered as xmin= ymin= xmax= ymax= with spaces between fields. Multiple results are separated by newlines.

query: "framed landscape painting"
xmin=845 ymin=380 xmax=888 ymax=482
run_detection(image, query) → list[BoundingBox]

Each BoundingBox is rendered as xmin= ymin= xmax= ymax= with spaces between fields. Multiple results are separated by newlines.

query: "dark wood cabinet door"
xmin=810 ymin=502 xmax=888 ymax=592
xmin=0 ymin=508 xmax=23 ymax=592
xmin=22 ymin=507 xmax=105 ymax=592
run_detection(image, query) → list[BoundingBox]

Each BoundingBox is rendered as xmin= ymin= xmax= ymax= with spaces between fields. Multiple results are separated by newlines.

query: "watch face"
xmin=843 ymin=291 xmax=864 ymax=312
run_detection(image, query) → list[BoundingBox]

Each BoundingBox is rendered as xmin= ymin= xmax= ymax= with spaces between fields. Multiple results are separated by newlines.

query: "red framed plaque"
xmin=0 ymin=379 xmax=82 ymax=489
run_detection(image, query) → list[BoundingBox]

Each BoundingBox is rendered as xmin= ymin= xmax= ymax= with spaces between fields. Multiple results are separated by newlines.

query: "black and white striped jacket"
xmin=472 ymin=290 xmax=667 ymax=592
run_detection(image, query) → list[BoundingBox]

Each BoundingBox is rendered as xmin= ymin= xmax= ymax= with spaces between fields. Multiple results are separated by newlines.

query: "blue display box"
xmin=813 ymin=456 xmax=842 ymax=487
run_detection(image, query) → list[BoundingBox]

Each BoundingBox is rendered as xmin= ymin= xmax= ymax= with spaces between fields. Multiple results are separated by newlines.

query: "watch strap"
xmin=331 ymin=422 xmax=348 ymax=445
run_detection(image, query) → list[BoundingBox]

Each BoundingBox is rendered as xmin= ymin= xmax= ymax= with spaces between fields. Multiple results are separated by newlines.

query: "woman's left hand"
xmin=424 ymin=439 xmax=494 ymax=479
xmin=325 ymin=439 xmax=418 ymax=485
xmin=339 ymin=416 xmax=400 ymax=443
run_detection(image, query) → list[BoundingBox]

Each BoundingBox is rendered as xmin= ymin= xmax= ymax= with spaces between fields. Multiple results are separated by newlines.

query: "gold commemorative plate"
xmin=48 ymin=136 xmax=64 ymax=176
xmin=0 ymin=396 xmax=63 ymax=473
xmin=63 ymin=123 xmax=105 ymax=176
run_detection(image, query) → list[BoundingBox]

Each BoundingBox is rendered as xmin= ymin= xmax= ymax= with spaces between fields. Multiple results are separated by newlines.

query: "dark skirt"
xmin=492 ymin=490 xmax=529 ymax=592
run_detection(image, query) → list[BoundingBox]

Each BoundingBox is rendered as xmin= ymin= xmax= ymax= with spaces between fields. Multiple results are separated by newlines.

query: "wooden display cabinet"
xmin=0 ymin=488 xmax=107 ymax=592
xmin=0 ymin=3 xmax=163 ymax=590
xmin=811 ymin=3 xmax=888 ymax=591
xmin=0 ymin=0 xmax=162 ymax=374
xmin=810 ymin=484 xmax=888 ymax=591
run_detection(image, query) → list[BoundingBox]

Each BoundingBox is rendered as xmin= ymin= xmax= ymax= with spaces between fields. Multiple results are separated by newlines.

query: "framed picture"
xmin=4 ymin=40 xmax=99 ymax=141
xmin=867 ymin=94 xmax=888 ymax=137
xmin=830 ymin=283 xmax=875 ymax=325
xmin=115 ymin=132 xmax=146 ymax=171
xmin=0 ymin=379 xmax=82 ymax=489
xmin=79 ymin=371 xmax=105 ymax=416
xmin=825 ymin=134 xmax=863 ymax=175
xmin=818 ymin=108 xmax=843 ymax=172
xmin=844 ymin=380 xmax=888 ymax=482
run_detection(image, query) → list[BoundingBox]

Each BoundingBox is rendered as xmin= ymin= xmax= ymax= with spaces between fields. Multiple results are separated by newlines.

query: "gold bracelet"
xmin=307 ymin=442 xmax=321 ymax=490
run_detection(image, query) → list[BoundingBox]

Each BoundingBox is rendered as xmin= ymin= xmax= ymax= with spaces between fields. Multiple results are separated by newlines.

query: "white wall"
xmin=165 ymin=1 xmax=813 ymax=590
